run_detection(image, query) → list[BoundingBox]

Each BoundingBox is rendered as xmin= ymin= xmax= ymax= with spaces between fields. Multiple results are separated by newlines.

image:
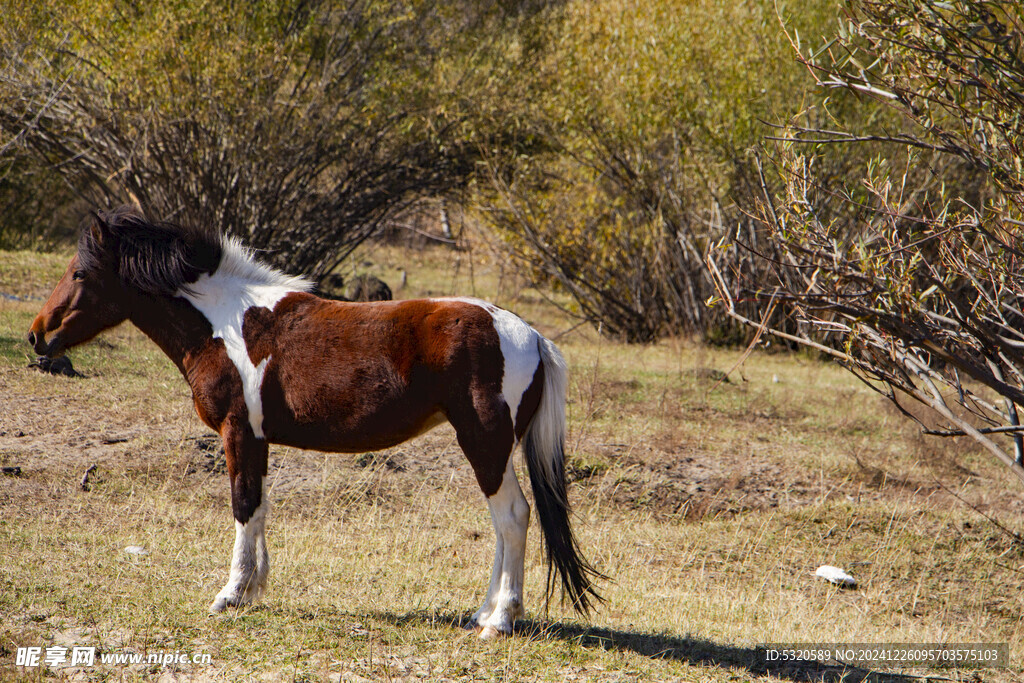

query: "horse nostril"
xmin=27 ymin=331 xmax=36 ymax=347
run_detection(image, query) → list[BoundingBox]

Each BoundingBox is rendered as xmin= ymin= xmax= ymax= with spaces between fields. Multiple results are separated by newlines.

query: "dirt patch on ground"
xmin=571 ymin=437 xmax=823 ymax=522
xmin=561 ymin=378 xmax=1024 ymax=523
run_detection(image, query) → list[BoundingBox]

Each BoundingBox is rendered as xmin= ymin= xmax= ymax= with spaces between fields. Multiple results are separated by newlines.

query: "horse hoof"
xmin=209 ymin=597 xmax=235 ymax=614
xmin=477 ymin=625 xmax=509 ymax=640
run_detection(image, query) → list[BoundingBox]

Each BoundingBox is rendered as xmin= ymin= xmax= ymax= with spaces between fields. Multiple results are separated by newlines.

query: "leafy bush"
xmin=0 ymin=152 xmax=84 ymax=249
xmin=0 ymin=0 xmax=546 ymax=276
xmin=480 ymin=0 xmax=855 ymax=341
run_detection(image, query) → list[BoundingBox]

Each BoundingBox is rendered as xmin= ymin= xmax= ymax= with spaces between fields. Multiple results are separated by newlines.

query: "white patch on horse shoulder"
xmin=246 ymin=356 xmax=271 ymax=436
xmin=435 ymin=297 xmax=540 ymax=429
xmin=179 ymin=239 xmax=312 ymax=438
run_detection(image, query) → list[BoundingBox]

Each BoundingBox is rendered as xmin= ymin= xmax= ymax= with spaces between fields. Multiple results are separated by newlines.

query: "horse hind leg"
xmin=450 ymin=391 xmax=529 ymax=638
xmin=210 ymin=417 xmax=270 ymax=613
xmin=452 ymin=321 xmax=546 ymax=637
xmin=472 ymin=454 xmax=530 ymax=639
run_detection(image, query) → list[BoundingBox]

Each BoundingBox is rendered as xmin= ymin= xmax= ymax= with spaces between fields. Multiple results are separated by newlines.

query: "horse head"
xmin=28 ymin=206 xmax=222 ymax=358
xmin=28 ymin=211 xmax=133 ymax=357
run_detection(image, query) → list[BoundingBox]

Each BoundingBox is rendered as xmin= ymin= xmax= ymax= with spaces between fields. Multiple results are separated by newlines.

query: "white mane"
xmin=215 ymin=238 xmax=314 ymax=293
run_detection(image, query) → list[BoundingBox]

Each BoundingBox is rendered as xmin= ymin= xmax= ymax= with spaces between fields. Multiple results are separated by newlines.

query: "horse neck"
xmin=127 ymin=292 xmax=218 ymax=373
xmin=127 ymin=250 xmax=310 ymax=376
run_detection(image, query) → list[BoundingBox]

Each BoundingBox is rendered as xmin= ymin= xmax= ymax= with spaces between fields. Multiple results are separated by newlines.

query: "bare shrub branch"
xmin=709 ymin=0 xmax=1024 ymax=480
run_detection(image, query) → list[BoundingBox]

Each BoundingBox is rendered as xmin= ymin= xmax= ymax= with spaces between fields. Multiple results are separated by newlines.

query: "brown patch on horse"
xmin=127 ymin=296 xmax=243 ymax=431
xmin=242 ymin=306 xmax=276 ymax=366
xmin=241 ymin=295 xmax=516 ymax=495
xmin=222 ymin=414 xmax=268 ymax=523
xmin=431 ymin=302 xmax=515 ymax=496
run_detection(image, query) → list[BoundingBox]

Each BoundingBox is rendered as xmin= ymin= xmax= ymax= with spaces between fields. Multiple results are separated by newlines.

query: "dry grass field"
xmin=2 ymin=241 xmax=1023 ymax=681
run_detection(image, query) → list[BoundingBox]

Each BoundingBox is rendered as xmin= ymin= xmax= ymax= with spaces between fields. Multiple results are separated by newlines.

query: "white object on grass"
xmin=124 ymin=546 xmax=149 ymax=556
xmin=815 ymin=564 xmax=856 ymax=588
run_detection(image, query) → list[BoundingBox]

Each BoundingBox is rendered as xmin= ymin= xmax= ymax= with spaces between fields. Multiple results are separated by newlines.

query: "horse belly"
xmin=268 ymin=408 xmax=448 ymax=452
xmin=259 ymin=362 xmax=447 ymax=452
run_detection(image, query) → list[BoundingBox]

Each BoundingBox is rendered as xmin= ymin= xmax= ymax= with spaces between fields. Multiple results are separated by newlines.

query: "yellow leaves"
xmin=14 ymin=3 xmax=250 ymax=112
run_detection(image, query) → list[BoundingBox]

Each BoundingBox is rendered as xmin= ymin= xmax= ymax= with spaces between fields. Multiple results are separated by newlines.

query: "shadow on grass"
xmin=373 ymin=610 xmax=921 ymax=683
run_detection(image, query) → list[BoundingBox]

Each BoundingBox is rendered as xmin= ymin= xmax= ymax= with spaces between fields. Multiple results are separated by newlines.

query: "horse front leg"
xmin=210 ymin=415 xmax=270 ymax=613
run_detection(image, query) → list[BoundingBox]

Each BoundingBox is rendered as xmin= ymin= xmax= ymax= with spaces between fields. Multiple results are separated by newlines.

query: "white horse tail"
xmin=522 ymin=335 xmax=605 ymax=614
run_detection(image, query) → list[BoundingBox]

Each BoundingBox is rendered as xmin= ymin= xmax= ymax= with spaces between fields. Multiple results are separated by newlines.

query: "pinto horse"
xmin=28 ymin=207 xmax=602 ymax=637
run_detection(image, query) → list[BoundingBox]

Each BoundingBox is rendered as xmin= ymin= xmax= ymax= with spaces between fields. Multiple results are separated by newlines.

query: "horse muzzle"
xmin=27 ymin=328 xmax=62 ymax=358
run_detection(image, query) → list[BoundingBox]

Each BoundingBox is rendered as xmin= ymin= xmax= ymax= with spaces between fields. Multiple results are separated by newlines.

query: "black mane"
xmin=78 ymin=206 xmax=223 ymax=297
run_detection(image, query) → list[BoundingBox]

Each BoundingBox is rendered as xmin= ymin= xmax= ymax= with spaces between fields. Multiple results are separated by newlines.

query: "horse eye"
xmin=72 ymin=270 xmax=86 ymax=281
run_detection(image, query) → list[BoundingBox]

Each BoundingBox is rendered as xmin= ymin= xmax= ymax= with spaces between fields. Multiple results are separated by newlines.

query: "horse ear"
xmin=88 ymin=211 xmax=112 ymax=245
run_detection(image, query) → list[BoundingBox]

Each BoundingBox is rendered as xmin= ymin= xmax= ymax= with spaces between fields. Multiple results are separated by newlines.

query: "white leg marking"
xmin=472 ymin=456 xmax=530 ymax=638
xmin=244 ymin=356 xmax=270 ymax=438
xmin=210 ymin=477 xmax=270 ymax=613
